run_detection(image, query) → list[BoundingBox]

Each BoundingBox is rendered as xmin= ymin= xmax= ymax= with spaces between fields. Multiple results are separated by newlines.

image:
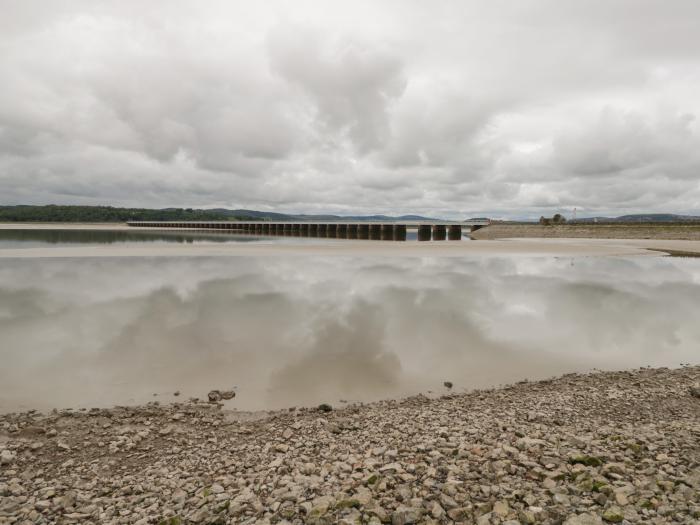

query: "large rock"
xmin=207 ymin=389 xmax=235 ymax=402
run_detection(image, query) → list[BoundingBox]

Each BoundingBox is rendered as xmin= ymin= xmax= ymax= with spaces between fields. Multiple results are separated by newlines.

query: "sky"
xmin=1 ymin=0 xmax=699 ymax=219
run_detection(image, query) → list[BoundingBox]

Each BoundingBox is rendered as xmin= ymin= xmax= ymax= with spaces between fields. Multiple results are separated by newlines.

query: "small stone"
xmin=35 ymin=500 xmax=52 ymax=511
xmin=391 ymin=506 xmax=422 ymax=525
xmin=602 ymin=507 xmax=624 ymax=523
xmin=0 ymin=450 xmax=15 ymax=465
xmin=543 ymin=477 xmax=556 ymax=489
xmin=493 ymin=500 xmax=509 ymax=517
xmin=318 ymin=403 xmax=333 ymax=412
xmin=689 ymin=383 xmax=700 ymax=398
xmin=430 ymin=501 xmax=444 ymax=519
xmin=563 ymin=513 xmax=603 ymax=525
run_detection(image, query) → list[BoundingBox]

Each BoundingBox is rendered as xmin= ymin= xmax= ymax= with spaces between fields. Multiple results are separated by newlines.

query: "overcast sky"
xmin=1 ymin=0 xmax=699 ymax=218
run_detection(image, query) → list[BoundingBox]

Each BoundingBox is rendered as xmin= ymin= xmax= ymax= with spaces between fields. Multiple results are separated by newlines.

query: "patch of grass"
xmin=157 ymin=517 xmax=182 ymax=525
xmin=569 ymin=455 xmax=604 ymax=467
xmin=336 ymin=498 xmax=361 ymax=509
xmin=591 ymin=481 xmax=607 ymax=492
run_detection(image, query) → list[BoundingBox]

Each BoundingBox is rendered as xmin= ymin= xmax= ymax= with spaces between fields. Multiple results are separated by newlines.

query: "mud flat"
xmin=1 ymin=366 xmax=698 ymax=524
xmin=471 ymin=224 xmax=700 ymax=242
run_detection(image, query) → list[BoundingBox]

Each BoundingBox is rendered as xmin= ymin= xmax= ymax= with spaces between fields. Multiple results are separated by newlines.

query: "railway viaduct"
xmin=127 ymin=220 xmax=490 ymax=241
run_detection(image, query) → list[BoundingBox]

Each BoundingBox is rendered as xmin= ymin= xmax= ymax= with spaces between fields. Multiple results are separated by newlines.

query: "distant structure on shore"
xmin=539 ymin=214 xmax=567 ymax=226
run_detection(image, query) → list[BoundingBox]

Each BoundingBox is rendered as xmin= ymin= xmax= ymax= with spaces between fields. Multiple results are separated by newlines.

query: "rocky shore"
xmin=1 ymin=366 xmax=698 ymax=525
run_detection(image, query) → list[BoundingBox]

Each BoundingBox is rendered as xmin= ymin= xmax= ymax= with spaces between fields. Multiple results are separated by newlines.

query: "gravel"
xmin=1 ymin=366 xmax=698 ymax=524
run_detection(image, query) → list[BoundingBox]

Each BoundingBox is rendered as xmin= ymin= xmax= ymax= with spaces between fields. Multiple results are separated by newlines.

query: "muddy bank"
xmin=471 ymin=224 xmax=700 ymax=242
xmin=1 ymin=366 xmax=698 ymax=524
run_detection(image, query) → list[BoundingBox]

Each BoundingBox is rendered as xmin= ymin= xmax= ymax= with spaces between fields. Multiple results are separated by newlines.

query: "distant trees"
xmin=0 ymin=205 xmax=255 ymax=223
xmin=539 ymin=213 xmax=567 ymax=226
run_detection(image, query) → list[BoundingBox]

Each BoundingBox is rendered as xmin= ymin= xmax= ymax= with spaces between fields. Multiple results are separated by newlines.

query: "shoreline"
xmin=1 ymin=366 xmax=698 ymax=524
xmin=2 ymin=223 xmax=700 ymax=258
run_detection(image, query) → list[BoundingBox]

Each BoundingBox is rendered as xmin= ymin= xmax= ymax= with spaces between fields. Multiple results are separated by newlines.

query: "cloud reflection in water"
xmin=0 ymin=256 xmax=698 ymax=412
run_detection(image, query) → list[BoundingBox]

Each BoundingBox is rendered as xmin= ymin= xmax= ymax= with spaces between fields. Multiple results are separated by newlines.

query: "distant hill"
xmin=212 ymin=209 xmax=437 ymax=221
xmin=572 ymin=213 xmax=700 ymax=223
xmin=0 ymin=205 xmax=438 ymax=223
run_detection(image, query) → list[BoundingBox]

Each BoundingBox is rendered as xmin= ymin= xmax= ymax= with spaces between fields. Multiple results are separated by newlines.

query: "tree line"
xmin=0 ymin=205 xmax=254 ymax=222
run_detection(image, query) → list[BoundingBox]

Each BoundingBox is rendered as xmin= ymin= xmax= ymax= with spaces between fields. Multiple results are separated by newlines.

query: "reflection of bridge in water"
xmin=127 ymin=220 xmax=490 ymax=241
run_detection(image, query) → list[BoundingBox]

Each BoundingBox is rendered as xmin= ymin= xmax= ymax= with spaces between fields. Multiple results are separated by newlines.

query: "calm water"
xmin=0 ymin=228 xmax=452 ymax=249
xmin=0 ymin=228 xmax=324 ymax=248
xmin=0 ymin=238 xmax=698 ymax=412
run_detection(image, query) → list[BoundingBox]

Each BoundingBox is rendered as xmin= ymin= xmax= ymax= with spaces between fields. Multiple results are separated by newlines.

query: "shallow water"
xmin=0 ymin=228 xmax=327 ymax=248
xmin=1 ymin=251 xmax=698 ymax=412
xmin=0 ymin=228 xmax=458 ymax=249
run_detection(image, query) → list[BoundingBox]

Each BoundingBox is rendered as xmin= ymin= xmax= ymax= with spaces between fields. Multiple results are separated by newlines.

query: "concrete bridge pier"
xmin=358 ymin=225 xmax=369 ymax=239
xmin=254 ymin=224 xmax=262 ymax=234
xmin=418 ymin=225 xmax=432 ymax=241
xmin=369 ymin=224 xmax=381 ymax=240
xmin=433 ymin=225 xmax=447 ymax=241
xmin=448 ymin=225 xmax=462 ymax=240
xmin=348 ymin=224 xmax=358 ymax=239
xmin=337 ymin=224 xmax=348 ymax=238
xmin=381 ymin=224 xmax=395 ymax=240
xmin=291 ymin=224 xmax=301 ymax=236
xmin=394 ymin=224 xmax=407 ymax=241
xmin=327 ymin=224 xmax=338 ymax=238
xmin=283 ymin=224 xmax=292 ymax=235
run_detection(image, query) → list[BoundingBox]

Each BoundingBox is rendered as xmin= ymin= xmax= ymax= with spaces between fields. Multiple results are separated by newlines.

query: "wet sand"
xmin=472 ymin=223 xmax=700 ymax=241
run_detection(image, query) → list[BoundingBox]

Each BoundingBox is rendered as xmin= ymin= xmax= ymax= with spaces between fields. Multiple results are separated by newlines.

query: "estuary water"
xmin=0 ymin=229 xmax=699 ymax=412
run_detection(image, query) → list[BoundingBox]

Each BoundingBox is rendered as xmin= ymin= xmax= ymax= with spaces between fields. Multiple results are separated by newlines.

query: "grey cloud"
xmin=552 ymin=109 xmax=700 ymax=178
xmin=267 ymin=23 xmax=406 ymax=153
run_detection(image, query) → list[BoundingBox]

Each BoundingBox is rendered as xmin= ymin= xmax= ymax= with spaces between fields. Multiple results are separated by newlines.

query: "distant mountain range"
xmin=571 ymin=213 xmax=700 ymax=223
xmin=207 ymin=208 xmax=437 ymax=222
